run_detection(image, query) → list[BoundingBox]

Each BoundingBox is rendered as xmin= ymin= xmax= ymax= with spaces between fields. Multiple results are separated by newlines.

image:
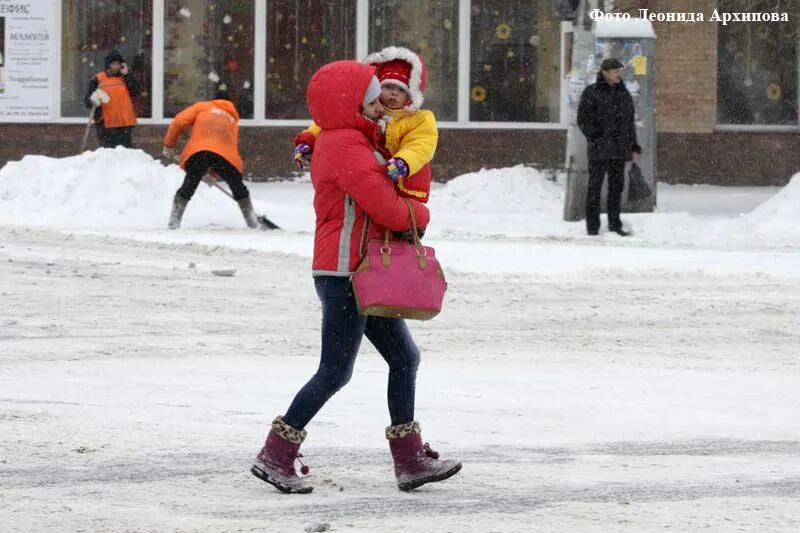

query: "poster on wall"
xmin=0 ymin=1 xmax=58 ymax=121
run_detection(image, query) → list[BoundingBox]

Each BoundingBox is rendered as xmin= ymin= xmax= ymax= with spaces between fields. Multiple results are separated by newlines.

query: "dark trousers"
xmin=283 ymin=276 xmax=421 ymax=430
xmin=177 ymin=151 xmax=250 ymax=201
xmin=96 ymin=125 xmax=133 ymax=148
xmin=586 ymin=159 xmax=626 ymax=232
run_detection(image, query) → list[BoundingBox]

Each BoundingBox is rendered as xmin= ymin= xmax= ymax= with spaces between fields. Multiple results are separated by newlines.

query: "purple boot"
xmin=387 ymin=421 xmax=462 ymax=491
xmin=251 ymin=416 xmax=313 ymax=494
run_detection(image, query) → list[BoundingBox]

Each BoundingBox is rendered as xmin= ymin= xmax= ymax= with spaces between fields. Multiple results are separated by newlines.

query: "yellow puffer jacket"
xmin=297 ymin=108 xmax=437 ymax=200
xmin=299 ymin=108 xmax=436 ymax=175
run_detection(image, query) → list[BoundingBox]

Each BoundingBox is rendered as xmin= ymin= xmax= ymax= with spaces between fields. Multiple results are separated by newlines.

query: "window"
xmin=61 ymin=0 xmax=153 ymax=118
xmin=470 ymin=0 xmax=561 ymax=122
xmin=58 ymin=1 xmax=567 ymax=124
xmin=717 ymin=0 xmax=799 ymax=125
xmin=369 ymin=0 xmax=459 ymax=121
xmin=164 ymin=1 xmax=255 ymax=118
xmin=266 ymin=1 xmax=356 ymax=119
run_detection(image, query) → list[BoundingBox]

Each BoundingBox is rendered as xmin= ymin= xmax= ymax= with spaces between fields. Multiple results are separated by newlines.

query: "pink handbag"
xmin=352 ymin=199 xmax=447 ymax=320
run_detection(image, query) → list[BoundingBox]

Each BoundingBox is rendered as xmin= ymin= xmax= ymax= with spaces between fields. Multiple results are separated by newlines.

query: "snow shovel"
xmin=201 ymin=173 xmax=281 ymax=230
xmin=80 ymin=105 xmax=97 ymax=152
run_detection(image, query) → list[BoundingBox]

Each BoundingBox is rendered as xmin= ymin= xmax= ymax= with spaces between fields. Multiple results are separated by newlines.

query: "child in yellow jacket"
xmin=294 ymin=46 xmax=436 ymax=203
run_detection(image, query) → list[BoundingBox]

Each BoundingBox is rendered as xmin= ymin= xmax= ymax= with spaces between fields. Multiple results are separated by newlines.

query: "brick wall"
xmin=0 ymin=124 xmax=566 ymax=182
xmin=649 ymin=0 xmax=717 ymax=133
xmin=614 ymin=0 xmax=718 ymax=133
xmin=1 ymin=123 xmax=796 ymax=185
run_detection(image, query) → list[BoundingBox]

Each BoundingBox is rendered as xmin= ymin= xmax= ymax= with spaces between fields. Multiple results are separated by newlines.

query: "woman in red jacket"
xmin=251 ymin=60 xmax=461 ymax=494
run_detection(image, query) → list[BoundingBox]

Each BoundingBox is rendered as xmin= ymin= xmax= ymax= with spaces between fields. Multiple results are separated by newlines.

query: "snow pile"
xmin=428 ymin=166 xmax=571 ymax=238
xmin=0 ymin=149 xmax=796 ymax=250
xmin=0 ymin=148 xmax=246 ymax=229
xmin=432 ymin=165 xmax=562 ymax=215
xmin=733 ymin=172 xmax=800 ymax=245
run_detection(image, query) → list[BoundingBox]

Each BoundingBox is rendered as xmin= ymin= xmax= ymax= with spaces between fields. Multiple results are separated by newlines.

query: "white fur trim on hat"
xmin=363 ymin=46 xmax=425 ymax=111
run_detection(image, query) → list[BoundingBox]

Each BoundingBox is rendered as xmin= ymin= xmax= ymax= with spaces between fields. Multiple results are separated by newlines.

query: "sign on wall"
xmin=0 ymin=1 xmax=58 ymax=121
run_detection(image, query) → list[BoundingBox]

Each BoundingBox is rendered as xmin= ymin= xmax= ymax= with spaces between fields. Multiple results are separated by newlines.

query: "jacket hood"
xmin=210 ymin=99 xmax=240 ymax=121
xmin=363 ymin=46 xmax=427 ymax=111
xmin=307 ymin=60 xmax=379 ymax=141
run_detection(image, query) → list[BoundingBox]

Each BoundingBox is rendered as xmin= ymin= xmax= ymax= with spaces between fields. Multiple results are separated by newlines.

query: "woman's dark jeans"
xmin=283 ymin=276 xmax=421 ymax=430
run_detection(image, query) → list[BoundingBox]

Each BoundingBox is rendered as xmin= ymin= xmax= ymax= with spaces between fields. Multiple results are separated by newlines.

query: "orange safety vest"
xmin=163 ymin=99 xmax=244 ymax=174
xmin=96 ymin=71 xmax=137 ymax=128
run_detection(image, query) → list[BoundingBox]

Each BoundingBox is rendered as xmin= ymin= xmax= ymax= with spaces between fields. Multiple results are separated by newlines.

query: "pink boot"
xmin=387 ymin=421 xmax=462 ymax=491
xmin=251 ymin=416 xmax=313 ymax=494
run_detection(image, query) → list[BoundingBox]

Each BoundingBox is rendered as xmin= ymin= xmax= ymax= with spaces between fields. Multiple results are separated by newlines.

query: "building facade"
xmin=0 ymin=0 xmax=797 ymax=184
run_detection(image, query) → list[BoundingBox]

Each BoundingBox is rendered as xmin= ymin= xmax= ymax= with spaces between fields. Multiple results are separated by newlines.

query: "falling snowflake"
xmin=529 ymin=35 xmax=540 ymax=47
xmin=208 ymin=71 xmax=220 ymax=83
xmin=179 ymin=7 xmax=191 ymax=18
xmin=443 ymin=19 xmax=452 ymax=30
xmin=223 ymin=14 xmax=232 ymax=24
xmin=243 ymin=80 xmax=251 ymax=89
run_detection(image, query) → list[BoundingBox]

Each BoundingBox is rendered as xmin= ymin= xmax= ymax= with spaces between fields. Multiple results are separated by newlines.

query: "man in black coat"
xmin=577 ymin=58 xmax=641 ymax=236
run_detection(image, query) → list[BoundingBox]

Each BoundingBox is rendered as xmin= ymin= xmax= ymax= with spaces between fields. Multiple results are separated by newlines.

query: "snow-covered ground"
xmin=1 ymin=149 xmax=799 ymax=532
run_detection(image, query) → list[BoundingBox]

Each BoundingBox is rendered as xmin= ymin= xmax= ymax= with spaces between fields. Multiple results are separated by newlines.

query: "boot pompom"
xmin=423 ymin=442 xmax=440 ymax=459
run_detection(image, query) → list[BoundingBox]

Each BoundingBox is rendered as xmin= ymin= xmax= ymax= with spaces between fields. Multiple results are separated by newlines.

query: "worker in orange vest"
xmin=84 ymin=50 xmax=140 ymax=148
xmin=163 ymin=89 xmax=264 ymax=230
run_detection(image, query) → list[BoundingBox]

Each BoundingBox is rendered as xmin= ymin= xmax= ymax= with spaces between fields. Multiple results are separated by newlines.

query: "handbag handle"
xmin=383 ymin=197 xmax=423 ymax=248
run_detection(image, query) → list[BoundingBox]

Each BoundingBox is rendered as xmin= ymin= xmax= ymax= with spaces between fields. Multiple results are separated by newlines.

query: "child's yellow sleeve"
xmin=392 ymin=110 xmax=438 ymax=176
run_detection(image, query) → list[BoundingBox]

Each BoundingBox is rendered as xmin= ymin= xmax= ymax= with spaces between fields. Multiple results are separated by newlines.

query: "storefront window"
xmin=368 ymin=0 xmax=458 ymax=121
xmin=164 ymin=1 xmax=255 ymax=118
xmin=717 ymin=0 xmax=799 ymax=125
xmin=266 ymin=1 xmax=355 ymax=119
xmin=470 ymin=0 xmax=561 ymax=122
xmin=61 ymin=0 xmax=153 ymax=118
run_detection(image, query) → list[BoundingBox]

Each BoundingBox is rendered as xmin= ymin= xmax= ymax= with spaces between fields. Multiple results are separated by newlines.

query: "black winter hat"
xmin=214 ymin=86 xmax=231 ymax=101
xmin=104 ymin=50 xmax=125 ymax=68
xmin=601 ymin=58 xmax=624 ymax=71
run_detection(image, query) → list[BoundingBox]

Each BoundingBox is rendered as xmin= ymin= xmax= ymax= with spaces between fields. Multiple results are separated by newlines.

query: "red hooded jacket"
xmin=308 ymin=61 xmax=430 ymax=276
